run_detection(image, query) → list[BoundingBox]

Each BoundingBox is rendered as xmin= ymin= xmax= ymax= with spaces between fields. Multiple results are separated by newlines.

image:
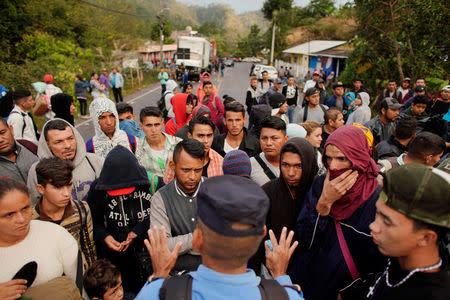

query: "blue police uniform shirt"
xmin=136 ymin=264 xmax=303 ymax=300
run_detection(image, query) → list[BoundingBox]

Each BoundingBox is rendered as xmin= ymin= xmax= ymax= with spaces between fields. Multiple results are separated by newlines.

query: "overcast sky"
xmin=181 ymin=0 xmax=351 ymax=14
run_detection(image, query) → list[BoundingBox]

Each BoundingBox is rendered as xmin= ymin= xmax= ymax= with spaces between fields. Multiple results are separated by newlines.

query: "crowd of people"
xmin=0 ymin=62 xmax=448 ymax=300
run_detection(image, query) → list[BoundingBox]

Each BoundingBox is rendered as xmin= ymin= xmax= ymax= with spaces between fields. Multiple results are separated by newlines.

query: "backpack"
xmin=158 ymin=91 xmax=171 ymax=119
xmin=85 ymin=133 xmax=136 ymax=154
xmin=16 ymin=139 xmax=38 ymax=155
xmin=8 ymin=110 xmax=39 ymax=139
xmin=302 ymin=104 xmax=327 ymax=122
xmin=255 ymin=155 xmax=277 ymax=180
xmin=158 ymin=273 xmax=292 ymax=300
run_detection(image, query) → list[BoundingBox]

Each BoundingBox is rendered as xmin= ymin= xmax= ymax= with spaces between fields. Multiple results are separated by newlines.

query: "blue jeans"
xmin=287 ymin=105 xmax=296 ymax=123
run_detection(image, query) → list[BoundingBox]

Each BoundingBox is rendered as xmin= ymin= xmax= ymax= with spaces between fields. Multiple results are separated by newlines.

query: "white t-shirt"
xmin=303 ymin=79 xmax=317 ymax=93
xmin=7 ymin=105 xmax=38 ymax=142
xmin=0 ymin=220 xmax=78 ymax=287
xmin=223 ymin=139 xmax=239 ymax=154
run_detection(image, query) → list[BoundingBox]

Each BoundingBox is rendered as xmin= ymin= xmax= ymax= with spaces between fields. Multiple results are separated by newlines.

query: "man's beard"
xmin=228 ymin=127 xmax=243 ymax=136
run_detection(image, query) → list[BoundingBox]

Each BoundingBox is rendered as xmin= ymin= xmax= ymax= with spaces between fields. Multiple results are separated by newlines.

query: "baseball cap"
xmin=305 ymin=87 xmax=320 ymax=97
xmin=381 ymin=97 xmax=402 ymax=110
xmin=107 ymin=186 xmax=136 ymax=196
xmin=381 ymin=163 xmax=450 ymax=229
xmin=402 ymin=77 xmax=411 ymax=82
xmin=414 ymin=85 xmax=425 ymax=92
xmin=268 ymin=92 xmax=286 ymax=109
xmin=273 ymin=78 xmax=282 ymax=84
xmin=313 ymin=70 xmax=320 ymax=76
xmin=43 ymin=74 xmax=53 ymax=83
xmin=332 ymin=82 xmax=344 ymax=89
xmin=197 ymin=175 xmax=269 ymax=237
xmin=442 ymin=85 xmax=450 ymax=92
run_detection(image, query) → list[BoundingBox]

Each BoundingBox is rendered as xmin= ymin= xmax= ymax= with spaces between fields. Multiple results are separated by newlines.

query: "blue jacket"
xmin=327 ymin=94 xmax=344 ymax=109
xmin=108 ymin=72 xmax=124 ymax=88
xmin=289 ymin=175 xmax=386 ymax=300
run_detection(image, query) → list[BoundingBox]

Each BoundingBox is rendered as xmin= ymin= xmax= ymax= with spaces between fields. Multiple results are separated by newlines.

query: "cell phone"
xmin=12 ymin=261 xmax=37 ymax=288
xmin=265 ymin=240 xmax=273 ymax=256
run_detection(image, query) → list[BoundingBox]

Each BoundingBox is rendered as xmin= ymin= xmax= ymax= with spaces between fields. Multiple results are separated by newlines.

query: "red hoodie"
xmin=164 ymin=93 xmax=192 ymax=136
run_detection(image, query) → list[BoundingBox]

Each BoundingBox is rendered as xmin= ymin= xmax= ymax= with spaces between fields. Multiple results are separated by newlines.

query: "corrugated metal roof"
xmin=283 ymin=40 xmax=347 ymax=55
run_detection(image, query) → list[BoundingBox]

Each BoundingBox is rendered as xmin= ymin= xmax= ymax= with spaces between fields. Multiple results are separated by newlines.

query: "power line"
xmin=78 ymin=0 xmax=153 ymax=18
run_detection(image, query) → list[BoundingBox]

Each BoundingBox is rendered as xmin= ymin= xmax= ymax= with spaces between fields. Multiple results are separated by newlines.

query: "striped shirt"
xmin=163 ymin=148 xmax=224 ymax=184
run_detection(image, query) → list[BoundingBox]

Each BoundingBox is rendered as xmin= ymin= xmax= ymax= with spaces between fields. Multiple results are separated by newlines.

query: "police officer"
xmin=137 ymin=175 xmax=303 ymax=300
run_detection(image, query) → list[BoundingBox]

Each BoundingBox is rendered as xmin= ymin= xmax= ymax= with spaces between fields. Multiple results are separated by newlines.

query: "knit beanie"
xmin=222 ymin=150 xmax=252 ymax=178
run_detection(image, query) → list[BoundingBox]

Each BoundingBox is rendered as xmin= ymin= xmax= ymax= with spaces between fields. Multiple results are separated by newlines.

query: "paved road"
xmin=76 ymin=62 xmax=252 ymax=141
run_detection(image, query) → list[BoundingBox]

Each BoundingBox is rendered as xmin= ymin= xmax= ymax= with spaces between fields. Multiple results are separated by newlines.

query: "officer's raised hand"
xmin=265 ymin=227 xmax=298 ymax=278
xmin=144 ymin=226 xmax=183 ymax=278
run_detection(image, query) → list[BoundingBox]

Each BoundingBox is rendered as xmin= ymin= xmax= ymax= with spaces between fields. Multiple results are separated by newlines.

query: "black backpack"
xmin=158 ymin=91 xmax=171 ymax=119
xmin=159 ymin=273 xmax=291 ymax=300
xmin=302 ymin=104 xmax=327 ymax=122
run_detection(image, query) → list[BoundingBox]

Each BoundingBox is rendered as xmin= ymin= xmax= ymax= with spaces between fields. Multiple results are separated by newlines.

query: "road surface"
xmin=76 ymin=62 xmax=252 ymax=141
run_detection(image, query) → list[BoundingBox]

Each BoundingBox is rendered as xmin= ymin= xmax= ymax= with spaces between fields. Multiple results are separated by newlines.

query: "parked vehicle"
xmin=252 ymin=65 xmax=278 ymax=80
xmin=175 ymin=36 xmax=211 ymax=81
xmin=224 ymin=59 xmax=234 ymax=67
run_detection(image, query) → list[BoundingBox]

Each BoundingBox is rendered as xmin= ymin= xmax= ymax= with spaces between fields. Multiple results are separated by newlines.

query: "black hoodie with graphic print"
xmin=87 ymin=145 xmax=152 ymax=244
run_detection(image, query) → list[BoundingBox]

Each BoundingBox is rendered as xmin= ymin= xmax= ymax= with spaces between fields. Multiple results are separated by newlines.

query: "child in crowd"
xmin=83 ymin=259 xmax=124 ymax=300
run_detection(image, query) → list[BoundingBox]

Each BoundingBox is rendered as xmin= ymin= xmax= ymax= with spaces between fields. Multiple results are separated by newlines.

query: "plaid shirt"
xmin=163 ymin=148 xmax=224 ymax=183
xmin=136 ymin=133 xmax=181 ymax=177
xmin=32 ymin=198 xmax=96 ymax=270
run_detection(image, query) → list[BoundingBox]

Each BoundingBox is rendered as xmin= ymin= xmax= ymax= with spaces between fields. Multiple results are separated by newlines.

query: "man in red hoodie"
xmin=164 ymin=93 xmax=194 ymax=136
xmin=201 ymin=82 xmax=224 ymax=129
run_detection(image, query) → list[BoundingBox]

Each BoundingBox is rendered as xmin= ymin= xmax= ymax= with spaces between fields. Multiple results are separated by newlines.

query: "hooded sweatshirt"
xmin=196 ymin=72 xmax=218 ymax=102
xmin=87 ymin=145 xmax=151 ymax=243
xmin=263 ymin=138 xmax=318 ymax=238
xmin=174 ymin=105 xmax=213 ymax=140
xmin=87 ymin=145 xmax=152 ymax=293
xmin=346 ymin=92 xmax=371 ymax=125
xmin=50 ymin=93 xmax=74 ymax=126
xmin=27 ymin=119 xmax=104 ymax=206
xmin=164 ymin=80 xmax=178 ymax=118
xmin=88 ymin=97 xmax=135 ymax=158
xmin=249 ymin=138 xmax=318 ymax=274
xmin=164 ymin=93 xmax=192 ymax=136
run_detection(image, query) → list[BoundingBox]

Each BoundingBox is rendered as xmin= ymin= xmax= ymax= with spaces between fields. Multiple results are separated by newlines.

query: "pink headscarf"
xmin=323 ymin=125 xmax=379 ymax=221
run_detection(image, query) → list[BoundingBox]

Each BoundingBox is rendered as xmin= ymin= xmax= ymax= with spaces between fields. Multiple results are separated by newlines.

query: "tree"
xmin=262 ymin=0 xmax=293 ymax=20
xmin=0 ymin=0 xmax=32 ymax=60
xmin=235 ymin=25 xmax=265 ymax=57
xmin=150 ymin=18 xmax=172 ymax=43
xmin=306 ymin=0 xmax=335 ymax=17
xmin=341 ymin=0 xmax=449 ymax=95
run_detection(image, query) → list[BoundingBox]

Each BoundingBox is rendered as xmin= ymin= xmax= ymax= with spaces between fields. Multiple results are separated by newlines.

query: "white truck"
xmin=176 ymin=36 xmax=211 ymax=81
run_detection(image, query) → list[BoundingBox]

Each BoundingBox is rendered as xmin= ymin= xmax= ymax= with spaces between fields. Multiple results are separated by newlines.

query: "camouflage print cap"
xmin=381 ymin=163 xmax=450 ymax=229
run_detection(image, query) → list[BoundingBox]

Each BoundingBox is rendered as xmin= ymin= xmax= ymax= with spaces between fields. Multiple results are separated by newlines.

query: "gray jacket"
xmin=0 ymin=141 xmax=39 ymax=182
xmin=27 ymin=119 xmax=104 ymax=206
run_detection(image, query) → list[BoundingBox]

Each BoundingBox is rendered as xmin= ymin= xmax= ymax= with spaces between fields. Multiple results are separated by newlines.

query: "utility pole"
xmin=270 ymin=10 xmax=277 ymax=66
xmin=270 ymin=21 xmax=275 ymax=66
xmin=158 ymin=0 xmax=164 ymax=67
